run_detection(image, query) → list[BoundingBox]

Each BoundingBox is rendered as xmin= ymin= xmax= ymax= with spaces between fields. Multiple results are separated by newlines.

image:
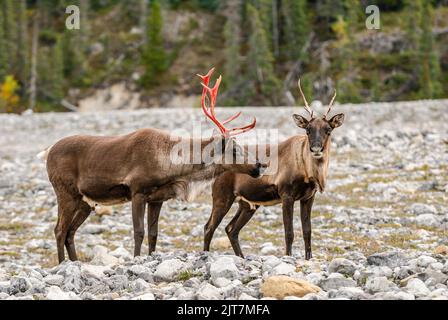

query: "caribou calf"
xmin=44 ymin=68 xmax=263 ymax=263
xmin=203 ymin=80 xmax=345 ymax=260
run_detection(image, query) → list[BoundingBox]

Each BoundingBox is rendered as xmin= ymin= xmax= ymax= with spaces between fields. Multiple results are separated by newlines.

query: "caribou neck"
xmin=299 ymin=136 xmax=331 ymax=193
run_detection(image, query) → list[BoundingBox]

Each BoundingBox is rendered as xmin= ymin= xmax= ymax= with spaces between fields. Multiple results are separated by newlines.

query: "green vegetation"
xmin=0 ymin=0 xmax=447 ymax=113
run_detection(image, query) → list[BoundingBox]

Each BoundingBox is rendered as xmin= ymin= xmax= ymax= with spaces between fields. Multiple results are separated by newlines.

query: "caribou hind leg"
xmin=225 ymin=201 xmax=259 ymax=258
xmin=65 ymin=200 xmax=92 ymax=261
xmin=54 ymin=191 xmax=81 ymax=263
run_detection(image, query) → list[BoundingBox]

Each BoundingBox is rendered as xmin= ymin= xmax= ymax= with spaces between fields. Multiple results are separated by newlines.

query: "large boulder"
xmin=328 ymin=258 xmax=357 ymax=277
xmin=261 ymin=276 xmax=320 ymax=299
xmin=210 ymin=257 xmax=239 ymax=281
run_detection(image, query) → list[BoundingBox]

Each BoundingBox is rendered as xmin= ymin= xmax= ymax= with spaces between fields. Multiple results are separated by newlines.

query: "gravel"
xmin=0 ymin=101 xmax=447 ymax=299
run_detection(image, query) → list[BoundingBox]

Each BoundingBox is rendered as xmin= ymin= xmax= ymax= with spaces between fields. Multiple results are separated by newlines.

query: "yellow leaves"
xmin=331 ymin=16 xmax=349 ymax=46
xmin=0 ymin=75 xmax=20 ymax=113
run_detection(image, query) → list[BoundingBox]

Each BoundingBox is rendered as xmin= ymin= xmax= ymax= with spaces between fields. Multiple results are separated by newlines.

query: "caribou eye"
xmin=306 ymin=128 xmax=311 ymax=134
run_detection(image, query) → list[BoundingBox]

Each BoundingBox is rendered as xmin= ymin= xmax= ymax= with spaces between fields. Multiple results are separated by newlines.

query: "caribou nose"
xmin=311 ymin=146 xmax=322 ymax=153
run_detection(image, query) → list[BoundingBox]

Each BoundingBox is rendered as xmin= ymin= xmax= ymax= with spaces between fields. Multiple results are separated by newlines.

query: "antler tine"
xmin=297 ymin=79 xmax=313 ymax=118
xmin=198 ymin=67 xmax=257 ymax=137
xmin=228 ymin=117 xmax=256 ymax=137
xmin=325 ymin=89 xmax=337 ymax=118
xmin=222 ymin=111 xmax=241 ymax=125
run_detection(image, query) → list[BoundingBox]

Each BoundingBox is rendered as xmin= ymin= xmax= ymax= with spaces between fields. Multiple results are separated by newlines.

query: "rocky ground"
xmin=0 ymin=100 xmax=447 ymax=300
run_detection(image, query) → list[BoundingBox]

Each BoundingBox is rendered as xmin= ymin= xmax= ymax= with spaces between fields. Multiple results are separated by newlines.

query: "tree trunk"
xmin=272 ymin=0 xmax=279 ymax=57
xmin=29 ymin=11 xmax=39 ymax=111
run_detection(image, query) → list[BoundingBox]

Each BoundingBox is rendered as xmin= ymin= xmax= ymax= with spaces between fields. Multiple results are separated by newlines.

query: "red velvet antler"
xmin=197 ymin=68 xmax=256 ymax=137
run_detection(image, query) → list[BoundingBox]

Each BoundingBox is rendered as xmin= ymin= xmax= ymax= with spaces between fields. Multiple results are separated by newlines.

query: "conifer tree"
xmin=2 ymin=0 xmax=17 ymax=74
xmin=0 ymin=8 xmax=7 ymax=81
xmin=281 ymin=0 xmax=309 ymax=60
xmin=141 ymin=0 xmax=167 ymax=88
xmin=15 ymin=0 xmax=28 ymax=97
xmin=246 ymin=3 xmax=280 ymax=105
xmin=51 ymin=36 xmax=65 ymax=101
xmin=419 ymin=1 xmax=442 ymax=98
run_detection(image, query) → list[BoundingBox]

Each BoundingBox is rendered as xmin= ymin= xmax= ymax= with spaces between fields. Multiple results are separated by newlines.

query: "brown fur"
xmin=204 ymin=115 xmax=344 ymax=260
xmin=46 ymin=128 xmax=262 ymax=263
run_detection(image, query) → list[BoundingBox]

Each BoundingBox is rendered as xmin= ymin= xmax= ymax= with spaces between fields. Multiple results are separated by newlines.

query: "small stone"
xmin=365 ymin=276 xmax=397 ymax=293
xmin=416 ymin=214 xmax=440 ymax=228
xmin=46 ymin=286 xmax=71 ymax=300
xmin=212 ymin=277 xmax=232 ymax=288
xmin=409 ymin=203 xmax=437 ymax=215
xmin=380 ymin=291 xmax=415 ymax=300
xmin=260 ymin=243 xmax=277 ymax=255
xmin=196 ymin=283 xmax=222 ymax=300
xmin=9 ymin=277 xmax=31 ymax=295
xmin=406 ymin=278 xmax=430 ymax=297
xmin=271 ymin=262 xmax=296 ymax=276
xmin=328 ymin=258 xmax=356 ymax=277
xmin=82 ymin=224 xmax=108 ymax=234
xmin=367 ymin=251 xmax=408 ymax=268
xmin=129 ymin=279 xmax=150 ymax=292
xmin=319 ymin=274 xmax=357 ymax=291
xmin=81 ymin=264 xmax=109 ymax=280
xmin=154 ymin=259 xmax=186 ymax=282
xmin=131 ymin=292 xmax=155 ymax=300
xmin=90 ymin=246 xmax=119 ymax=266
xmin=434 ymin=245 xmax=448 ymax=255
xmin=110 ymin=246 xmax=132 ymax=259
xmin=210 ymin=257 xmax=239 ymax=281
xmin=261 ymin=276 xmax=320 ymax=299
xmin=328 ymin=287 xmax=368 ymax=300
xmin=239 ymin=293 xmax=257 ymax=300
xmin=416 ymin=255 xmax=437 ymax=268
xmin=262 ymin=256 xmax=282 ymax=271
xmin=44 ymin=274 xmax=64 ymax=286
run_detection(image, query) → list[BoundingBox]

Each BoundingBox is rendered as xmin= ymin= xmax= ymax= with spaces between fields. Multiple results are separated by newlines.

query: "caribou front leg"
xmin=300 ymin=195 xmax=315 ymax=260
xmin=147 ymin=202 xmax=163 ymax=254
xmin=131 ymin=193 xmax=146 ymax=257
xmin=281 ymin=196 xmax=295 ymax=256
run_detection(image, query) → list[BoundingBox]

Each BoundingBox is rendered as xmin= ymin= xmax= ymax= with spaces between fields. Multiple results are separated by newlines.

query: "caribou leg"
xmin=281 ymin=196 xmax=295 ymax=256
xmin=300 ymin=195 xmax=315 ymax=260
xmin=65 ymin=200 xmax=92 ymax=261
xmin=225 ymin=201 xmax=258 ymax=258
xmin=132 ymin=193 xmax=146 ymax=257
xmin=147 ymin=202 xmax=163 ymax=254
xmin=54 ymin=191 xmax=80 ymax=263
xmin=203 ymin=194 xmax=235 ymax=252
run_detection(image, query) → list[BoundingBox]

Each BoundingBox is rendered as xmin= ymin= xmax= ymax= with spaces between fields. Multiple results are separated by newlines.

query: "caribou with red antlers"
xmin=44 ymin=68 xmax=263 ymax=263
xmin=204 ymin=80 xmax=345 ymax=260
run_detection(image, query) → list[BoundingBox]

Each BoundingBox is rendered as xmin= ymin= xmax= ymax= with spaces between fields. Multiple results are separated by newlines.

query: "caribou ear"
xmin=292 ymin=114 xmax=309 ymax=129
xmin=329 ymin=113 xmax=345 ymax=128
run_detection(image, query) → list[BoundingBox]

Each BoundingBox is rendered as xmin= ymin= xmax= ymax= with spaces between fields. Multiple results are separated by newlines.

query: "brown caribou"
xmin=44 ymin=68 xmax=264 ymax=263
xmin=203 ymin=80 xmax=345 ymax=260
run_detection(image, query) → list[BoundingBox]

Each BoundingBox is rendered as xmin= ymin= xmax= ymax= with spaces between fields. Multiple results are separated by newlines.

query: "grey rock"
xmin=416 ymin=214 xmax=440 ymax=227
xmin=328 ymin=258 xmax=356 ymax=277
xmin=154 ymin=259 xmax=186 ymax=282
xmin=365 ymin=276 xmax=397 ymax=293
xmin=329 ymin=287 xmax=368 ymax=300
xmin=406 ymin=278 xmax=430 ymax=297
xmin=409 ymin=203 xmax=437 ymax=215
xmin=367 ymin=251 xmax=408 ymax=268
xmin=319 ymin=274 xmax=357 ymax=291
xmin=105 ymin=275 xmax=128 ymax=291
xmin=196 ymin=283 xmax=222 ymax=300
xmin=8 ymin=277 xmax=31 ymax=295
xmin=210 ymin=257 xmax=239 ymax=281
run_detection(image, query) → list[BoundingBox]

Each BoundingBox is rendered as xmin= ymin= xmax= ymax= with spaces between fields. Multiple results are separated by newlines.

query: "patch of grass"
xmin=178 ymin=270 xmax=202 ymax=281
xmin=0 ymin=222 xmax=31 ymax=232
xmin=0 ymin=251 xmax=20 ymax=258
xmin=382 ymin=233 xmax=420 ymax=250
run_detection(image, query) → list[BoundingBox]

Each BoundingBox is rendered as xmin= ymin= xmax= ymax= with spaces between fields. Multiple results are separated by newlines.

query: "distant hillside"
xmin=0 ymin=0 xmax=447 ymax=113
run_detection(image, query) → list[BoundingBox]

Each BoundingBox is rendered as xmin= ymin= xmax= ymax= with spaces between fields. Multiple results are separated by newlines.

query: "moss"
xmin=178 ymin=270 xmax=202 ymax=281
xmin=0 ymin=222 xmax=31 ymax=232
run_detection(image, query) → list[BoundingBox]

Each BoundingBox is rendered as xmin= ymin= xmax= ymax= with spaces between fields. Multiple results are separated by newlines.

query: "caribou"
xmin=43 ymin=68 xmax=264 ymax=263
xmin=203 ymin=80 xmax=345 ymax=260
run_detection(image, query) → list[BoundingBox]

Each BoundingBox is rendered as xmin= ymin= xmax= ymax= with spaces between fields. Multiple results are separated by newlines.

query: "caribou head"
xmin=293 ymin=80 xmax=345 ymax=159
xmin=197 ymin=68 xmax=264 ymax=177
